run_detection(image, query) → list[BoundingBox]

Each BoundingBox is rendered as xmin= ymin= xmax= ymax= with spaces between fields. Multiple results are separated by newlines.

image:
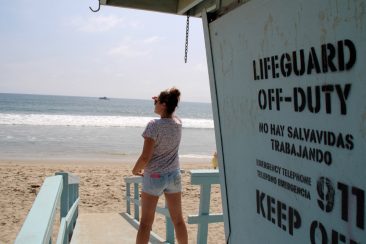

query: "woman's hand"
xmin=132 ymin=168 xmax=144 ymax=176
xmin=132 ymin=137 xmax=154 ymax=177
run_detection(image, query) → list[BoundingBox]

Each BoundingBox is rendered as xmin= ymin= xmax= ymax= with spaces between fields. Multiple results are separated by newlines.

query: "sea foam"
xmin=0 ymin=113 xmax=214 ymax=129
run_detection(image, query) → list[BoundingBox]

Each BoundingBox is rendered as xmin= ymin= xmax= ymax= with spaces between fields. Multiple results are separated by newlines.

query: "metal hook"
xmin=89 ymin=0 xmax=100 ymax=12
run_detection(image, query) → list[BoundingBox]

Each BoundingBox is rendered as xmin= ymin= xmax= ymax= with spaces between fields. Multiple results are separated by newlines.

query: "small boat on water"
xmin=98 ymin=96 xmax=109 ymax=100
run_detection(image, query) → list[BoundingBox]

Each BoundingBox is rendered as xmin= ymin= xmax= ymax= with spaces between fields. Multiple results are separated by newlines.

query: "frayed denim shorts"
xmin=142 ymin=169 xmax=182 ymax=196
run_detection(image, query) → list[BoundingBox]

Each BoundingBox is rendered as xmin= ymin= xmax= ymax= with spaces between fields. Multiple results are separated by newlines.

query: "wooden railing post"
xmin=165 ymin=200 xmax=175 ymax=244
xmin=75 ymin=184 xmax=79 ymax=228
xmin=56 ymin=172 xmax=69 ymax=219
xmin=187 ymin=169 xmax=224 ymax=244
xmin=126 ymin=183 xmax=131 ymax=214
xmin=134 ymin=183 xmax=140 ymax=221
xmin=197 ymin=184 xmax=211 ymax=244
xmin=55 ymin=172 xmax=80 ymax=243
xmin=68 ymin=181 xmax=74 ymax=240
xmin=68 ymin=179 xmax=78 ymax=240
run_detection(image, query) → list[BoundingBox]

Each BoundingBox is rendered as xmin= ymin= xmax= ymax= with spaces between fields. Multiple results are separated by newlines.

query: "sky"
xmin=0 ymin=0 xmax=211 ymax=103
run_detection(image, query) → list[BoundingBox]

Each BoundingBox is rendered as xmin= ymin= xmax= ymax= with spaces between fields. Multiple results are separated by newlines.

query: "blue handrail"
xmin=15 ymin=172 xmax=80 ymax=244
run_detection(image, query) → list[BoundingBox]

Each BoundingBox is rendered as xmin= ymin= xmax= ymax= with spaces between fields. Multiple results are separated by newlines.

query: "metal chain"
xmin=184 ymin=14 xmax=190 ymax=63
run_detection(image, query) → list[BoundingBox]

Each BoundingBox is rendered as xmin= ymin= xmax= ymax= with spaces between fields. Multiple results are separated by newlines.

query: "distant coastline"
xmin=0 ymin=93 xmax=212 ymax=104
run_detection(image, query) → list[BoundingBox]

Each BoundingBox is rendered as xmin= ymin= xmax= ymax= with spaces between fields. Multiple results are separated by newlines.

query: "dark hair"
xmin=158 ymin=87 xmax=181 ymax=114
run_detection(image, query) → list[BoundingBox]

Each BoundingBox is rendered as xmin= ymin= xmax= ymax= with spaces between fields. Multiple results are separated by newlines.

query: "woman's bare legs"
xmin=165 ymin=192 xmax=188 ymax=244
xmin=136 ymin=192 xmax=159 ymax=244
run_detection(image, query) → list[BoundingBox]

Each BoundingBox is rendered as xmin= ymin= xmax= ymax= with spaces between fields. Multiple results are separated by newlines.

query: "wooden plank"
xmin=125 ymin=176 xmax=142 ymax=184
xmin=103 ymin=0 xmax=216 ymax=17
xmin=187 ymin=213 xmax=224 ymax=224
xmin=71 ymin=213 xmax=136 ymax=244
xmin=121 ymin=213 xmax=167 ymax=244
xmin=190 ymin=169 xmax=220 ymax=185
xmin=71 ymin=213 xmax=167 ymax=244
xmin=105 ymin=0 xmax=178 ymax=14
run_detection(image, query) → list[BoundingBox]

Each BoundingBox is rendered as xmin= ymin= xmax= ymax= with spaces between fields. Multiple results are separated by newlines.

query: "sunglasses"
xmin=153 ymin=96 xmax=159 ymax=105
xmin=153 ymin=97 xmax=165 ymax=105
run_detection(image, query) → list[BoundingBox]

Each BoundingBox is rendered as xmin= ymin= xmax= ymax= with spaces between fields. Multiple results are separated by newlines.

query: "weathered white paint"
xmin=205 ymin=0 xmax=366 ymax=243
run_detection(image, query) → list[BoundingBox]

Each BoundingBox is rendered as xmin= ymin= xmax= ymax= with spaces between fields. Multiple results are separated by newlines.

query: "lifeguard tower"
xmin=15 ymin=0 xmax=366 ymax=243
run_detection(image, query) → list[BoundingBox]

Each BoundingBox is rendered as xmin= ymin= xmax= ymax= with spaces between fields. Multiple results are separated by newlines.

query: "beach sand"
xmin=0 ymin=160 xmax=225 ymax=244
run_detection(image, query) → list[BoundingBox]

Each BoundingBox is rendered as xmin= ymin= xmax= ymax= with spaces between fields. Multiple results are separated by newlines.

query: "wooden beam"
xmin=187 ymin=0 xmax=217 ymax=17
xmin=177 ymin=0 xmax=204 ymax=15
xmin=105 ymin=0 xmax=179 ymax=14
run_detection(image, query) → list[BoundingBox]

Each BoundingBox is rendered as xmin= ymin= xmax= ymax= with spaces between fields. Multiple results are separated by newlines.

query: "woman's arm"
xmin=132 ymin=137 xmax=155 ymax=176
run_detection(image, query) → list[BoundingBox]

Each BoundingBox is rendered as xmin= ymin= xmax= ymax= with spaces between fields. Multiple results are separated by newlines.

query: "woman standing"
xmin=132 ymin=87 xmax=188 ymax=244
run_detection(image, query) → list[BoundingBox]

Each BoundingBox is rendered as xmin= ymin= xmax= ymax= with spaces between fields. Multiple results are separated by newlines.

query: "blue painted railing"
xmin=15 ymin=172 xmax=80 ymax=244
xmin=123 ymin=176 xmax=174 ymax=243
xmin=188 ymin=169 xmax=223 ymax=244
xmin=123 ymin=170 xmax=223 ymax=244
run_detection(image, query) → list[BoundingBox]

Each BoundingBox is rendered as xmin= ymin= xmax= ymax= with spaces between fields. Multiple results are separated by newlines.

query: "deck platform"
xmin=70 ymin=213 xmax=166 ymax=244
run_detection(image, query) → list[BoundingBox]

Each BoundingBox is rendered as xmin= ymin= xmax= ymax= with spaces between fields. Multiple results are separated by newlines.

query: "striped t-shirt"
xmin=142 ymin=117 xmax=182 ymax=174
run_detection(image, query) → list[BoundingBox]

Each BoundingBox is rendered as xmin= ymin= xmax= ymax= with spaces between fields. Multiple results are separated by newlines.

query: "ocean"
xmin=0 ymin=93 xmax=216 ymax=163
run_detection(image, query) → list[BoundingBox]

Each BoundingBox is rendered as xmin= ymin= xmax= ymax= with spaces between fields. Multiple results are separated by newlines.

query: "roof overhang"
xmin=100 ymin=0 xmax=246 ymax=18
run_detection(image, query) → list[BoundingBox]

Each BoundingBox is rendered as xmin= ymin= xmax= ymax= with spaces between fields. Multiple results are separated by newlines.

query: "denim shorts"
xmin=142 ymin=169 xmax=182 ymax=196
